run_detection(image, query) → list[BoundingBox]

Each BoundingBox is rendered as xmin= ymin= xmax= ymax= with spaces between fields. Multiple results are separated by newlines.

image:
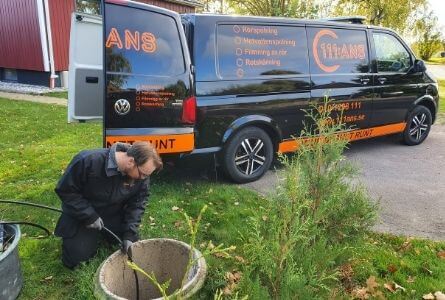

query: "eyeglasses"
xmin=136 ymin=165 xmax=151 ymax=179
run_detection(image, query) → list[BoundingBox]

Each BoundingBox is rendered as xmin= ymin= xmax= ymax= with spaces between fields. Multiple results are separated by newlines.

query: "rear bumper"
xmin=105 ymin=128 xmax=194 ymax=154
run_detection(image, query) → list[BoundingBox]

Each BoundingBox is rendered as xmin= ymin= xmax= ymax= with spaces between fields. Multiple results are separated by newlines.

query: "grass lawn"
xmin=43 ymin=91 xmax=68 ymax=99
xmin=1 ymin=98 xmax=445 ymax=299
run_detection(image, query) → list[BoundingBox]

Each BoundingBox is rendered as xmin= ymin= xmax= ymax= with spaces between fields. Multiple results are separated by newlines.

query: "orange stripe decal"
xmin=106 ymin=133 xmax=194 ymax=154
xmin=278 ymin=122 xmax=406 ymax=153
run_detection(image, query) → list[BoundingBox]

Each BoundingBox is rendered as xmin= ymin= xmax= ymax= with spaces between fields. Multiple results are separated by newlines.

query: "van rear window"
xmin=307 ymin=28 xmax=369 ymax=74
xmin=216 ymin=25 xmax=308 ymax=79
xmin=105 ymin=5 xmax=185 ymax=77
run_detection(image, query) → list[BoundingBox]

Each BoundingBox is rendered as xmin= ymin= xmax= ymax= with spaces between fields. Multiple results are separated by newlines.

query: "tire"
xmin=222 ymin=127 xmax=274 ymax=183
xmin=403 ymin=105 xmax=432 ymax=146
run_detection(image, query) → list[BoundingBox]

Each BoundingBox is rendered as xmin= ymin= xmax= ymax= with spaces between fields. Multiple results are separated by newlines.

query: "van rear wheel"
xmin=403 ymin=105 xmax=432 ymax=146
xmin=222 ymin=127 xmax=273 ymax=183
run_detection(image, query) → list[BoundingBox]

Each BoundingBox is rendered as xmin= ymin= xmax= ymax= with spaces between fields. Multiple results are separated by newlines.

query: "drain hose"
xmin=0 ymin=199 xmax=140 ymax=300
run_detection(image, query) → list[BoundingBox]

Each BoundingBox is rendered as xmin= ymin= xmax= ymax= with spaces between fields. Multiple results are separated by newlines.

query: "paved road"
xmin=426 ymin=64 xmax=445 ymax=79
xmin=245 ymin=125 xmax=445 ymax=241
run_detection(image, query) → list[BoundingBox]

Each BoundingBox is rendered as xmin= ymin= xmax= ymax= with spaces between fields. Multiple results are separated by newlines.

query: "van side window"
xmin=216 ymin=25 xmax=308 ymax=79
xmin=105 ymin=5 xmax=185 ymax=77
xmin=372 ymin=32 xmax=412 ymax=73
xmin=307 ymin=28 xmax=369 ymax=74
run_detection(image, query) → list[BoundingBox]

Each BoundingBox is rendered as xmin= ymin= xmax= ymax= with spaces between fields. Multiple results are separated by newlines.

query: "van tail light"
xmin=181 ymin=96 xmax=196 ymax=124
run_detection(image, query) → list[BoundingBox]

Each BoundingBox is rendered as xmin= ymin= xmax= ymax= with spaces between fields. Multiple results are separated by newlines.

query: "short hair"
xmin=127 ymin=141 xmax=163 ymax=170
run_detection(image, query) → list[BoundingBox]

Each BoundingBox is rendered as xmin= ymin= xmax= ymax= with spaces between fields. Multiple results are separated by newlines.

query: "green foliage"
xmin=227 ymin=0 xmax=319 ymax=18
xmin=427 ymin=57 xmax=445 ymax=65
xmin=413 ymin=8 xmax=443 ymax=61
xmin=238 ymin=97 xmax=377 ymax=299
xmin=334 ymin=0 xmax=425 ymax=35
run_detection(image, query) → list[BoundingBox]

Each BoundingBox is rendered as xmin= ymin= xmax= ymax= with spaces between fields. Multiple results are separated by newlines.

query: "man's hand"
xmin=86 ymin=217 xmax=104 ymax=230
xmin=121 ymin=240 xmax=133 ymax=256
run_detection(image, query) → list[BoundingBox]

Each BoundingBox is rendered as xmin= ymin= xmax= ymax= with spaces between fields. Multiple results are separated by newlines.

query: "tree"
xmin=334 ymin=0 xmax=426 ymax=35
xmin=413 ymin=8 xmax=443 ymax=60
xmin=76 ymin=0 xmax=100 ymax=15
xmin=199 ymin=0 xmax=227 ymax=13
xmin=228 ymin=0 xmax=319 ymax=18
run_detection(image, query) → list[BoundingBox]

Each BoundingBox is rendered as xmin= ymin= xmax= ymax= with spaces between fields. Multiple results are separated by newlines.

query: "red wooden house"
xmin=0 ymin=0 xmax=202 ymax=88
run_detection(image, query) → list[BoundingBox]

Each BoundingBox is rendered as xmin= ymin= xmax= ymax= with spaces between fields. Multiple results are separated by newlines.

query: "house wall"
xmin=0 ymin=0 xmax=44 ymax=71
xmin=48 ymin=0 xmax=75 ymax=71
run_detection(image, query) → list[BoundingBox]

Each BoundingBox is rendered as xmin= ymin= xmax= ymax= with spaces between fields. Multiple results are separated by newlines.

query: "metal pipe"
xmin=43 ymin=0 xmax=58 ymax=89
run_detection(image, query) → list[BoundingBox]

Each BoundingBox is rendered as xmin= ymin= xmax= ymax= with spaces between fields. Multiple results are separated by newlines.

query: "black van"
xmin=103 ymin=0 xmax=439 ymax=183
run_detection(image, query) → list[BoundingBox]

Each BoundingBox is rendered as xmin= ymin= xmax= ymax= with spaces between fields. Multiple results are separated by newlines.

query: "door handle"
xmin=378 ymin=77 xmax=387 ymax=84
xmin=360 ymin=78 xmax=370 ymax=85
xmin=382 ymin=91 xmax=404 ymax=97
xmin=86 ymin=76 xmax=99 ymax=84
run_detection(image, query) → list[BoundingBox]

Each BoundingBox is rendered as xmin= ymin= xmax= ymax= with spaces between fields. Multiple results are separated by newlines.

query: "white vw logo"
xmin=114 ymin=99 xmax=131 ymax=115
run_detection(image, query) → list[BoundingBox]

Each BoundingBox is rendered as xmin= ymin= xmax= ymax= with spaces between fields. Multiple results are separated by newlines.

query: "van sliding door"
xmin=307 ymin=27 xmax=373 ymax=131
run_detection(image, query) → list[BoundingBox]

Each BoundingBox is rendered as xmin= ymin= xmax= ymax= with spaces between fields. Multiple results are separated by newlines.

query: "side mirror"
xmin=414 ymin=59 xmax=426 ymax=73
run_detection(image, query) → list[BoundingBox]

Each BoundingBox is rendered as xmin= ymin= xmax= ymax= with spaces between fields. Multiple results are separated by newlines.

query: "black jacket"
xmin=54 ymin=146 xmax=149 ymax=242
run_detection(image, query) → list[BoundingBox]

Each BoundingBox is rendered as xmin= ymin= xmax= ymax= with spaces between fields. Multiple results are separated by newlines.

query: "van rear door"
xmin=103 ymin=0 xmax=194 ymax=154
xmin=68 ymin=12 xmax=103 ymax=122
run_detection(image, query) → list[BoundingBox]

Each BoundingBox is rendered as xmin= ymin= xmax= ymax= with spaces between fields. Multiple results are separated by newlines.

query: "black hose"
xmin=0 ymin=199 xmax=63 ymax=213
xmin=0 ymin=199 xmax=140 ymax=300
xmin=0 ymin=221 xmax=51 ymax=237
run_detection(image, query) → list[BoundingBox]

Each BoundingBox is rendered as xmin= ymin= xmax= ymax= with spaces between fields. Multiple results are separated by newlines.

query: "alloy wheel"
xmin=234 ymin=138 xmax=266 ymax=175
xmin=409 ymin=112 xmax=429 ymax=141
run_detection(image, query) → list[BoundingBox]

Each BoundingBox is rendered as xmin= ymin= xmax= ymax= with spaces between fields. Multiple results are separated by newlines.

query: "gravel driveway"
xmin=245 ymin=125 xmax=445 ymax=241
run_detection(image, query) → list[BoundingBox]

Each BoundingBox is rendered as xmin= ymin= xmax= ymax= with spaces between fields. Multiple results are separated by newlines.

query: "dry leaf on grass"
xmin=351 ymin=287 xmax=369 ymax=299
xmin=435 ymin=291 xmax=445 ymax=300
xmin=423 ymin=293 xmax=435 ymax=300
xmin=234 ymin=256 xmax=246 ymax=264
xmin=214 ymin=252 xmax=230 ymax=258
xmin=223 ymin=271 xmax=242 ymax=295
xmin=398 ymin=239 xmax=412 ymax=252
xmin=174 ymin=220 xmax=183 ymax=228
xmin=340 ymin=263 xmax=354 ymax=293
xmin=366 ymin=276 xmax=379 ymax=293
xmin=407 ymin=276 xmax=415 ymax=283
xmin=384 ymin=283 xmax=395 ymax=293
xmin=384 ymin=282 xmax=405 ymax=293
xmin=387 ymin=264 xmax=398 ymax=273
xmin=41 ymin=275 xmax=53 ymax=283
xmin=437 ymin=250 xmax=445 ymax=259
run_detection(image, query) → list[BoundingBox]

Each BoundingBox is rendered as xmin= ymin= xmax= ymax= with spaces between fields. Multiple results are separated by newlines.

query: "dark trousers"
xmin=61 ymin=218 xmax=123 ymax=269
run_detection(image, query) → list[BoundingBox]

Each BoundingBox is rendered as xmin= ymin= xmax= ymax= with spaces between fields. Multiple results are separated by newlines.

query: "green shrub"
xmin=238 ymin=98 xmax=377 ymax=299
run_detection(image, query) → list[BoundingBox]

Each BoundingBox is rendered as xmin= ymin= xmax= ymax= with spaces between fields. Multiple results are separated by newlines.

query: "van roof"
xmin=181 ymin=13 xmax=396 ymax=32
